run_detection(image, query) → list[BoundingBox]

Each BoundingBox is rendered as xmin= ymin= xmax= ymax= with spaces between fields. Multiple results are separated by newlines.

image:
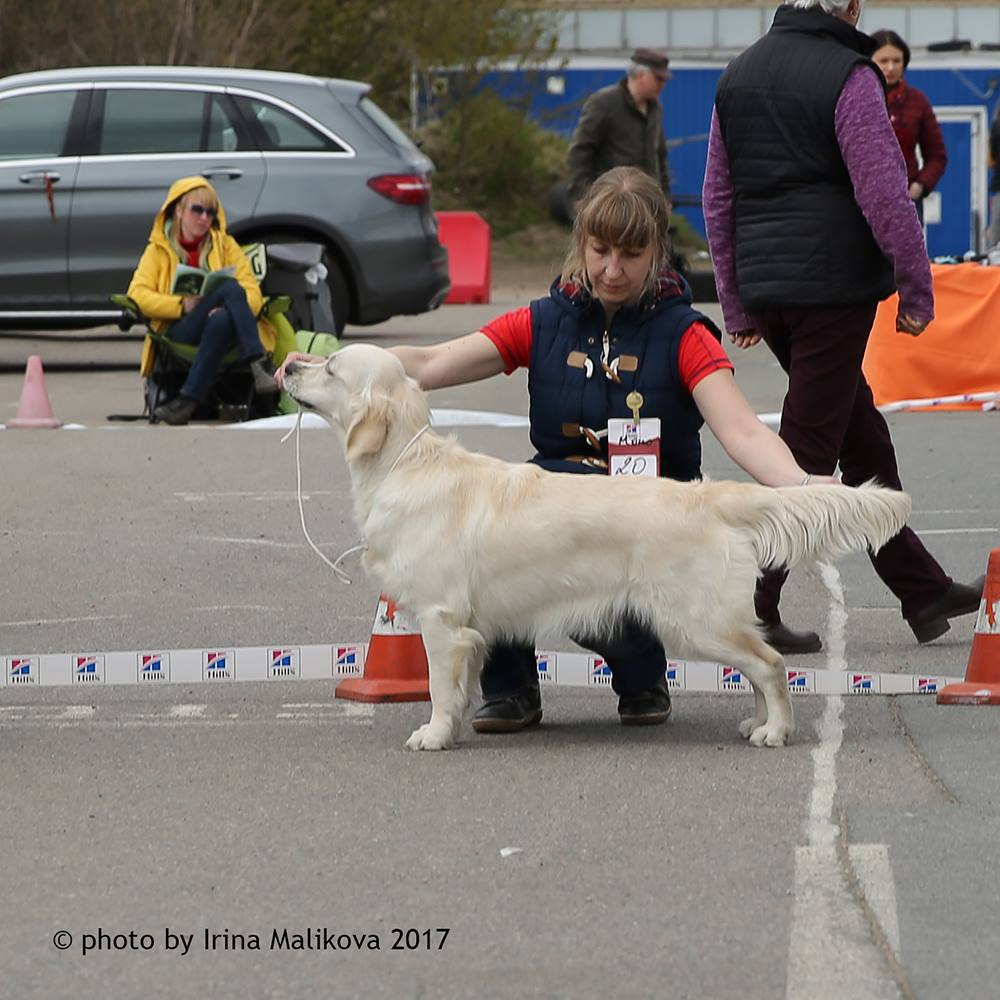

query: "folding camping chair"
xmin=109 ymin=290 xmax=296 ymax=423
xmin=109 ymin=242 xmax=298 ymax=423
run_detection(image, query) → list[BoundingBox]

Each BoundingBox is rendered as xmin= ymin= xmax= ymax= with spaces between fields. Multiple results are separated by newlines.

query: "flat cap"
xmin=631 ymin=47 xmax=672 ymax=76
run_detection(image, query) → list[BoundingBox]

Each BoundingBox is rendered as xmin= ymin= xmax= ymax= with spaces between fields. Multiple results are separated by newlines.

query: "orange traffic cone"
xmin=937 ymin=550 xmax=1000 ymax=705
xmin=335 ymin=594 xmax=431 ymax=703
xmin=7 ymin=355 xmax=61 ymax=429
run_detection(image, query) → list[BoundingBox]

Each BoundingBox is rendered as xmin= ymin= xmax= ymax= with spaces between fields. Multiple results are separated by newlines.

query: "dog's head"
xmin=283 ymin=344 xmax=429 ymax=463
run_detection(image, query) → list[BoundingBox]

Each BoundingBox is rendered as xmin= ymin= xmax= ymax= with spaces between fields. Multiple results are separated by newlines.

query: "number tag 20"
xmin=607 ymin=417 xmax=660 ymax=478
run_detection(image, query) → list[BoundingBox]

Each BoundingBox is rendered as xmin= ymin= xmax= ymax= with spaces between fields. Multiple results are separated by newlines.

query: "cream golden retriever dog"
xmin=283 ymin=344 xmax=911 ymax=751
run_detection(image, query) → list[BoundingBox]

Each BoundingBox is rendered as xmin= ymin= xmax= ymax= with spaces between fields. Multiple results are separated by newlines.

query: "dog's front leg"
xmin=405 ymin=612 xmax=482 ymax=751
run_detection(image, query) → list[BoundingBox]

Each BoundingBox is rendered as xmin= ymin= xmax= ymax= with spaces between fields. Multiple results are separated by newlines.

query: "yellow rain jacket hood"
xmin=126 ymin=176 xmax=273 ymax=377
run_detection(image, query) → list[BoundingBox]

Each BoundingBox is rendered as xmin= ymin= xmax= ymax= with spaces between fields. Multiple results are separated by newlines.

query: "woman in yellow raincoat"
xmin=127 ymin=176 xmax=278 ymax=424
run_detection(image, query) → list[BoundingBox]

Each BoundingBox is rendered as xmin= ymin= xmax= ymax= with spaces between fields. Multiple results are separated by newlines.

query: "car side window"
xmin=0 ymin=90 xmax=78 ymax=160
xmin=99 ymin=89 xmax=204 ymax=154
xmin=234 ymin=96 xmax=346 ymax=152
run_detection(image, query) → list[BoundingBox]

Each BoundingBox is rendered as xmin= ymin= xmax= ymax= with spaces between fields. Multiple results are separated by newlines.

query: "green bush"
xmin=420 ymin=91 xmax=569 ymax=237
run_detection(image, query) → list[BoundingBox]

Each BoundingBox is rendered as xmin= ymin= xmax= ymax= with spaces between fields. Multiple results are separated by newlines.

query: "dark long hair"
xmin=870 ymin=29 xmax=911 ymax=68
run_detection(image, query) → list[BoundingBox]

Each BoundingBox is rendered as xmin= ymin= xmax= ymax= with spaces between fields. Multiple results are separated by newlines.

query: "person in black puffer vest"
xmin=281 ymin=167 xmax=829 ymax=733
xmin=704 ymin=0 xmax=983 ymax=655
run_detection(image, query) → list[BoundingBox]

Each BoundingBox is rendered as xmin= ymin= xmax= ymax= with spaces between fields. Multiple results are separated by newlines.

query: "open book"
xmin=171 ymin=264 xmax=236 ymax=297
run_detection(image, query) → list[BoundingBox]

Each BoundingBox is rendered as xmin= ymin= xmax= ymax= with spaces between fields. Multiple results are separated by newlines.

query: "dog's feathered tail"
xmin=711 ymin=480 xmax=912 ymax=570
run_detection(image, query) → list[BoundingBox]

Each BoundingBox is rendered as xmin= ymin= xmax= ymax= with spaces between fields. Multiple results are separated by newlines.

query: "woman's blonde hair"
xmin=167 ymin=185 xmax=219 ymax=267
xmin=561 ymin=166 xmax=672 ymax=299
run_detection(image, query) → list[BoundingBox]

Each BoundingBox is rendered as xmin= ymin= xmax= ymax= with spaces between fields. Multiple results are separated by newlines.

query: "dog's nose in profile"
xmin=285 ymin=361 xmax=303 ymax=377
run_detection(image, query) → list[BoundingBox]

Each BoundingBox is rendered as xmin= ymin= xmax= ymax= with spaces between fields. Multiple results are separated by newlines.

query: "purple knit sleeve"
xmin=702 ymin=108 xmax=751 ymax=332
xmin=835 ymin=66 xmax=934 ymax=323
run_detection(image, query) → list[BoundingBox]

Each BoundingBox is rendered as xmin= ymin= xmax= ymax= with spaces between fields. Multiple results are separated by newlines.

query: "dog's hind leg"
xmin=737 ymin=632 xmax=792 ymax=747
xmin=737 ymin=684 xmax=769 ymax=743
xmin=405 ymin=609 xmax=485 ymax=751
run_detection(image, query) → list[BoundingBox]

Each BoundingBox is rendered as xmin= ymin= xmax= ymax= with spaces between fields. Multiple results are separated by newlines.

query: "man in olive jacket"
xmin=566 ymin=47 xmax=673 ymax=205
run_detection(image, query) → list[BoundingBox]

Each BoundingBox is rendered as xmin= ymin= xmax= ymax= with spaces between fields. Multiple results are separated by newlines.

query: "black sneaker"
xmin=472 ymin=687 xmax=542 ymax=734
xmin=618 ymin=676 xmax=672 ymax=726
xmin=906 ymin=576 xmax=985 ymax=643
xmin=153 ymin=394 xmax=198 ymax=425
xmin=249 ymin=356 xmax=279 ymax=395
xmin=762 ymin=622 xmax=822 ymax=655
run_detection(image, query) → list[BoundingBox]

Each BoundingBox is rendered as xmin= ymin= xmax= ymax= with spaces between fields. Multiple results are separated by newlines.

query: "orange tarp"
xmin=862 ymin=263 xmax=1000 ymax=410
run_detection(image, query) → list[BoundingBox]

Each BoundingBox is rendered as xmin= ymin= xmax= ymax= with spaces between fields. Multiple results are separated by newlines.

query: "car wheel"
xmin=324 ymin=254 xmax=350 ymax=336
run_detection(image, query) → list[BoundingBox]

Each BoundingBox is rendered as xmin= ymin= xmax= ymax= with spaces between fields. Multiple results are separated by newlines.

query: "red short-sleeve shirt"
xmin=481 ymin=306 xmax=733 ymax=392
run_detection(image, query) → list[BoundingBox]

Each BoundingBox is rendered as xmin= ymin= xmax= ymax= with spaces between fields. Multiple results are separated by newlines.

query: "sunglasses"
xmin=187 ymin=204 xmax=217 ymax=218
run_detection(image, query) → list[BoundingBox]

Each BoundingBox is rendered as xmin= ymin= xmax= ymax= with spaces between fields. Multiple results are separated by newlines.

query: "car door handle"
xmin=201 ymin=167 xmax=244 ymax=180
xmin=19 ymin=170 xmax=61 ymax=184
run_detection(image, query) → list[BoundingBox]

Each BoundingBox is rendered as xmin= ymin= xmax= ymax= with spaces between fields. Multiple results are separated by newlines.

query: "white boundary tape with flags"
xmin=758 ymin=389 xmax=1000 ymax=427
xmin=1 ymin=645 xmax=960 ymax=696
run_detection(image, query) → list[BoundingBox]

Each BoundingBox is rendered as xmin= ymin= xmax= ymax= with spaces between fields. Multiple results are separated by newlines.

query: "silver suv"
xmin=0 ymin=66 xmax=450 ymax=332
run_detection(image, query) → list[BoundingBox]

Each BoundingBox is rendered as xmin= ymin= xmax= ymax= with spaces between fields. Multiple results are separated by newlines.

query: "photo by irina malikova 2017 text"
xmin=52 ymin=926 xmax=451 ymax=956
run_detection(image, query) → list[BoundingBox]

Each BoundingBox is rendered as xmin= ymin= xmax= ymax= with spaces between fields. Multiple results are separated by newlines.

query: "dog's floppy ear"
xmin=345 ymin=390 xmax=390 ymax=461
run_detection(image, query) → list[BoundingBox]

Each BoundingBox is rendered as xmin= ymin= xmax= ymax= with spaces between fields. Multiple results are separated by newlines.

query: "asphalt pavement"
xmin=1 ymin=294 xmax=999 ymax=1000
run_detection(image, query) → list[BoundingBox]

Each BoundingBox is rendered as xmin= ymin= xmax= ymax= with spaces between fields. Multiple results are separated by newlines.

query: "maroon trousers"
xmin=751 ymin=301 xmax=950 ymax=624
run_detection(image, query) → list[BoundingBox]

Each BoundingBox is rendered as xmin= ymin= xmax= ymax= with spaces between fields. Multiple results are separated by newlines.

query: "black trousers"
xmin=480 ymin=617 xmax=668 ymax=701
xmin=751 ymin=301 xmax=950 ymax=625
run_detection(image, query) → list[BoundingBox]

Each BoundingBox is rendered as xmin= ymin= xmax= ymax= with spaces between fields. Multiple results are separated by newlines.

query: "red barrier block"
xmin=435 ymin=211 xmax=491 ymax=304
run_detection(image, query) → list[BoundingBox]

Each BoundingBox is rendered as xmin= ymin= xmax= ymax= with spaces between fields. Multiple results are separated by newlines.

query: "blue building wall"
xmin=480 ymin=59 xmax=1000 ymax=257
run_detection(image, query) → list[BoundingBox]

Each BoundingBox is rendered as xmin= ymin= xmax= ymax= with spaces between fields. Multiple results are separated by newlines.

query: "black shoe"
xmin=249 ymin=356 xmax=279 ymax=395
xmin=906 ymin=576 xmax=985 ymax=643
xmin=762 ymin=622 xmax=822 ymax=655
xmin=472 ymin=687 xmax=542 ymax=734
xmin=153 ymin=394 xmax=198 ymax=425
xmin=618 ymin=677 xmax=672 ymax=726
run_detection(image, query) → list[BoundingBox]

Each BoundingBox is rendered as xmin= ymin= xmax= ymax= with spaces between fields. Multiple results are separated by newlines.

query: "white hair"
xmin=787 ymin=0 xmax=854 ymax=13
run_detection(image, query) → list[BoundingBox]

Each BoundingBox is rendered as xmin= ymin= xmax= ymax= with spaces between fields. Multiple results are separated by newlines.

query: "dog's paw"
xmin=738 ymin=716 xmax=766 ymax=740
xmin=748 ymin=722 xmax=792 ymax=748
xmin=405 ymin=723 xmax=455 ymax=751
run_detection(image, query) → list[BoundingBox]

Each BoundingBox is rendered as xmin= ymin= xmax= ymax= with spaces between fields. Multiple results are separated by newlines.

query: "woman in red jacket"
xmin=871 ymin=29 xmax=947 ymax=220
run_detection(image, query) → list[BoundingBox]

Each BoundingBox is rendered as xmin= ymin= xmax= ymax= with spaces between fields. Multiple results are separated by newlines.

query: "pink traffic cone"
xmin=7 ymin=355 xmax=61 ymax=429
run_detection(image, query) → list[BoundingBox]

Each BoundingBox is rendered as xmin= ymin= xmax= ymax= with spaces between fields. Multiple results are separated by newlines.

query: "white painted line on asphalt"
xmin=277 ymin=702 xmax=374 ymax=723
xmin=915 ymin=528 xmax=997 ymax=535
xmin=115 ymin=719 xmax=242 ymax=728
xmin=787 ymin=847 xmax=900 ymax=1000
xmin=849 ymin=844 xmax=902 ymax=959
xmin=61 ymin=705 xmax=96 ymax=720
xmin=0 ymin=615 xmax=131 ymax=627
xmin=787 ymin=564 xmax=902 ymax=1000
xmin=195 ymin=536 xmax=311 ymax=547
xmin=920 ymin=508 xmax=1000 ymax=515
xmin=173 ymin=490 xmax=333 ymax=503
xmin=185 ymin=604 xmax=279 ymax=613
xmin=169 ymin=704 xmax=206 ymax=718
xmin=0 ymin=702 xmax=374 ymax=728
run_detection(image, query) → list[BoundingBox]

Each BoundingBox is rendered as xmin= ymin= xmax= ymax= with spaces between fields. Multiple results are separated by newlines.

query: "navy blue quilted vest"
xmin=527 ymin=275 xmax=718 ymax=481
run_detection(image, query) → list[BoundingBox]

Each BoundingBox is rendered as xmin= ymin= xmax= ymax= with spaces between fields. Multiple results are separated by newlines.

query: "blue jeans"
xmin=167 ymin=281 xmax=263 ymax=402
